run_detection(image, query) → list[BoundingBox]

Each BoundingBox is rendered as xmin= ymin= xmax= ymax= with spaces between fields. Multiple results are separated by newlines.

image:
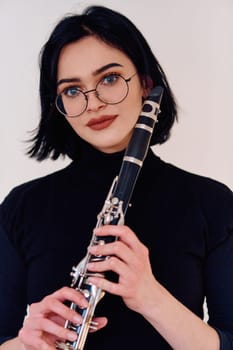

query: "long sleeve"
xmin=0 ymin=222 xmax=27 ymax=344
xmin=199 ymin=177 xmax=233 ymax=349
xmin=205 ymin=232 xmax=233 ymax=349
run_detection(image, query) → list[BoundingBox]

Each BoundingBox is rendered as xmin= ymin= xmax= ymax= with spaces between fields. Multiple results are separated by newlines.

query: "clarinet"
xmin=56 ymin=86 xmax=164 ymax=350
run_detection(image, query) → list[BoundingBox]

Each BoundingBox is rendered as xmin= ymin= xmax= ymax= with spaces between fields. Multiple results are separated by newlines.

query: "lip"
xmin=87 ymin=115 xmax=117 ymax=130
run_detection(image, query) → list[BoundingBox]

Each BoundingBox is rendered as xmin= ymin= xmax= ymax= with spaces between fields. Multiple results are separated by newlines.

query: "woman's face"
xmin=57 ymin=36 xmax=146 ymax=153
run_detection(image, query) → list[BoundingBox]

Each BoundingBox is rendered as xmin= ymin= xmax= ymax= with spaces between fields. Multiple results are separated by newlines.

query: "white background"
xmin=0 ymin=0 xmax=232 ymax=202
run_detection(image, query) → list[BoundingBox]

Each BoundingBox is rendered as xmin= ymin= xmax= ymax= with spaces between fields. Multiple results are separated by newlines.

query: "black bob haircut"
xmin=28 ymin=5 xmax=178 ymax=161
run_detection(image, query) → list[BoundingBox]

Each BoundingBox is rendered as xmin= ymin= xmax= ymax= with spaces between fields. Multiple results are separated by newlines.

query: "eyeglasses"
xmin=55 ymin=72 xmax=137 ymax=117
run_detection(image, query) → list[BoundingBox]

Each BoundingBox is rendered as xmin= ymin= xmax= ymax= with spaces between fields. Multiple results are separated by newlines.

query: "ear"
xmin=142 ymin=75 xmax=154 ymax=98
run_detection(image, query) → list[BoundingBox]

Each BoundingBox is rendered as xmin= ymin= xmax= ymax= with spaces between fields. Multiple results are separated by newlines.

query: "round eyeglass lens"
xmin=96 ymin=75 xmax=129 ymax=104
xmin=56 ymin=91 xmax=87 ymax=117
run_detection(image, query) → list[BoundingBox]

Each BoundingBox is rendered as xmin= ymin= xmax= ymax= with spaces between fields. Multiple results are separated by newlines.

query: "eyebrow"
xmin=57 ymin=62 xmax=123 ymax=86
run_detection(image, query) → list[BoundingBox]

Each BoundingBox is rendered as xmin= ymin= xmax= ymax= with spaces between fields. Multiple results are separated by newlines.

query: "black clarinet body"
xmin=56 ymin=86 xmax=164 ymax=350
xmin=112 ymin=85 xmax=164 ymax=213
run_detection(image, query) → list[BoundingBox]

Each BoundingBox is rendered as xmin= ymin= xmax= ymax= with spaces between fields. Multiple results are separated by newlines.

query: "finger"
xmin=29 ymin=299 xmax=83 ymax=326
xmin=93 ymin=225 xmax=139 ymax=247
xmin=93 ymin=226 xmax=145 ymax=255
xmin=19 ymin=330 xmax=54 ymax=350
xmin=93 ymin=227 xmax=150 ymax=266
xmin=87 ymin=276 xmax=122 ymax=296
xmin=22 ymin=316 xmax=78 ymax=343
xmin=88 ymin=240 xmax=135 ymax=264
xmin=87 ymin=256 xmax=129 ymax=277
xmin=19 ymin=327 xmax=59 ymax=350
xmin=29 ymin=286 xmax=89 ymax=314
xmin=89 ymin=317 xmax=108 ymax=332
xmin=52 ymin=286 xmax=89 ymax=307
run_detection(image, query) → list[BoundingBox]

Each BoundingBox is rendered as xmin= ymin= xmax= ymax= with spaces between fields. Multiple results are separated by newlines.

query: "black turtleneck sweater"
xmin=0 ymin=144 xmax=233 ymax=349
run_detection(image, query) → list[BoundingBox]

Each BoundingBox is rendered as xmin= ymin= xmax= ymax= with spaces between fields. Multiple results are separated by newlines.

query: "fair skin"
xmin=56 ymin=36 xmax=145 ymax=154
xmin=1 ymin=36 xmax=220 ymax=350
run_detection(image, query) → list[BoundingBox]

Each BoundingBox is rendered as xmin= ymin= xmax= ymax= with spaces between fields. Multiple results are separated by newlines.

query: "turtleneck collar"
xmin=67 ymin=139 xmax=162 ymax=188
xmin=68 ymin=140 xmax=125 ymax=185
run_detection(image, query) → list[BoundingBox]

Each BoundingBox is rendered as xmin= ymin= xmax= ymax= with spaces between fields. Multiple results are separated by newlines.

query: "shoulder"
xmin=148 ymin=150 xmax=232 ymax=201
xmin=165 ymin=159 xmax=232 ymax=206
xmin=149 ymin=150 xmax=233 ymax=249
xmin=166 ymin=160 xmax=233 ymax=227
xmin=0 ymin=162 xmax=74 ymax=233
xmin=1 ymin=164 xmax=70 ymax=204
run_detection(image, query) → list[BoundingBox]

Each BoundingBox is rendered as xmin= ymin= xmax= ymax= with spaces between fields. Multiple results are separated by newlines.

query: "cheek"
xmin=126 ymin=89 xmax=144 ymax=120
xmin=131 ymin=81 xmax=144 ymax=104
xmin=119 ymin=102 xmax=142 ymax=131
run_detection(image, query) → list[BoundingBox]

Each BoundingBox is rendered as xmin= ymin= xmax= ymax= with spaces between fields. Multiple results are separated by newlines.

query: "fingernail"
xmin=68 ymin=332 xmax=77 ymax=341
xmin=80 ymin=301 xmax=88 ymax=309
xmin=93 ymin=228 xmax=100 ymax=234
xmin=73 ymin=315 xmax=81 ymax=323
xmin=88 ymin=246 xmax=96 ymax=253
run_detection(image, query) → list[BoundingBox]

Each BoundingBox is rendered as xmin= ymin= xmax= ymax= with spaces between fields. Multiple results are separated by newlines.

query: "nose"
xmin=85 ymin=89 xmax=106 ymax=112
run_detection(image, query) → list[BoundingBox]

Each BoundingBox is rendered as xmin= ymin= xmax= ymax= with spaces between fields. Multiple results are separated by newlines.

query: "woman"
xmin=0 ymin=5 xmax=232 ymax=350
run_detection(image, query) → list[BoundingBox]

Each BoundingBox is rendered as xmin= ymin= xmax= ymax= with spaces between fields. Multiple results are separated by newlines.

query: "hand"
xmin=18 ymin=287 xmax=108 ymax=350
xmin=87 ymin=225 xmax=158 ymax=314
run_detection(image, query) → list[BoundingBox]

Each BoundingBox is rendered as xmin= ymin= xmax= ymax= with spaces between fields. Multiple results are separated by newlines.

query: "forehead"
xmin=57 ymin=36 xmax=135 ymax=80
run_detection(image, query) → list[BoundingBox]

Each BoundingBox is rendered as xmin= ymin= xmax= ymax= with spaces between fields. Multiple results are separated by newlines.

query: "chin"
xmin=88 ymin=132 xmax=131 ymax=154
xmin=95 ymin=145 xmax=125 ymax=154
xmin=92 ymin=140 xmax=127 ymax=154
